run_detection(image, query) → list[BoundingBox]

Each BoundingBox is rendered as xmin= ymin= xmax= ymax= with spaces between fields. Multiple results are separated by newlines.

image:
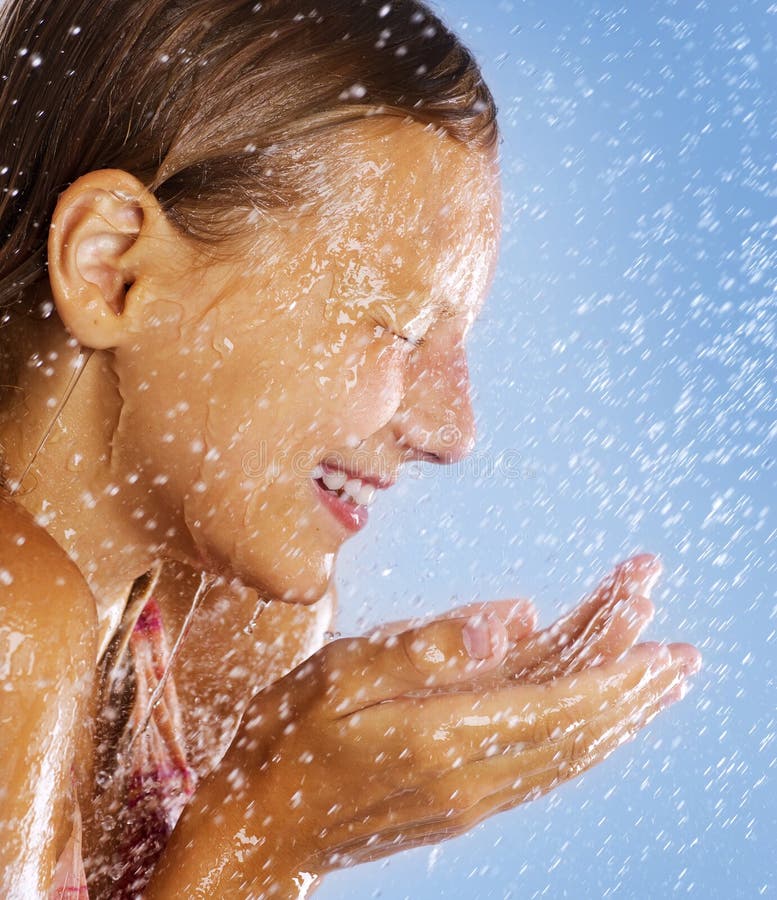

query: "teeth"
xmin=342 ymin=478 xmax=363 ymax=502
xmin=317 ymin=469 xmax=380 ymax=507
xmin=342 ymin=478 xmax=378 ymax=507
xmin=322 ymin=470 xmax=348 ymax=491
xmin=357 ymin=483 xmax=377 ymax=506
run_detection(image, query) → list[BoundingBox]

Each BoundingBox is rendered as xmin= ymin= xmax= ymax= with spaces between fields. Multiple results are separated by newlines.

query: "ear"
xmin=47 ymin=169 xmax=180 ymax=350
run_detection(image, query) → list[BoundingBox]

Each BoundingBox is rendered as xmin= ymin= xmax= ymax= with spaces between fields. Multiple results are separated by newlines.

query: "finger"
xmin=553 ymin=552 xmax=661 ymax=646
xmin=318 ymin=655 xmax=690 ymax=870
xmin=431 ymin=661 xmax=695 ymax=833
xmin=562 ymin=592 xmax=654 ymax=670
xmin=321 ymin=638 xmax=701 ymax=867
xmin=327 ymin=612 xmax=512 ymax=717
xmin=530 ymin=592 xmax=656 ymax=683
xmin=377 ymin=642 xmax=699 ymax=826
xmin=329 ymin=656 xmax=690 ymax=862
xmin=363 ymin=598 xmax=537 ymax=643
xmin=365 ymin=641 xmax=699 ymax=765
xmin=502 ymin=554 xmax=662 ymax=678
xmin=412 ymin=589 xmax=651 ymax=697
xmin=325 ymin=660 xmax=688 ymax=867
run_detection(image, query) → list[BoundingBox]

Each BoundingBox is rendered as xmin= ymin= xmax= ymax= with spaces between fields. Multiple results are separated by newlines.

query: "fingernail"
xmin=640 ymin=565 xmax=662 ymax=599
xmin=679 ymin=646 xmax=702 ymax=675
xmin=463 ymin=613 xmax=497 ymax=660
xmin=509 ymin=599 xmax=533 ymax=621
xmin=627 ymin=555 xmax=662 ymax=599
xmin=505 ymin=600 xmax=536 ymax=631
xmin=660 ymin=684 xmax=684 ymax=709
xmin=666 ymin=679 xmax=692 ymax=707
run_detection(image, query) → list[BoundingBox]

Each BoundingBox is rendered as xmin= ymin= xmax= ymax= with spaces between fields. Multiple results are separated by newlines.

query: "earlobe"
xmin=47 ymin=170 xmax=161 ymax=350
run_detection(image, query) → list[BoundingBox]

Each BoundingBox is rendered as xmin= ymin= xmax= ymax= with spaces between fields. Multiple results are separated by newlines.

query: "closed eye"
xmin=395 ymin=333 xmax=426 ymax=349
xmin=369 ymin=314 xmax=426 ymax=350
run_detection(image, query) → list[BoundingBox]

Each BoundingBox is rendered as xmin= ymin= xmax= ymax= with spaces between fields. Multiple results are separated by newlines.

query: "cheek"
xmin=111 ymin=342 xmax=205 ymax=470
xmin=325 ymin=337 xmax=407 ymax=433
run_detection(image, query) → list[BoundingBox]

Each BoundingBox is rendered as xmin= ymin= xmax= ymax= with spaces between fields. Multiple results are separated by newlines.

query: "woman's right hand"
xmin=147 ymin=554 xmax=701 ymax=898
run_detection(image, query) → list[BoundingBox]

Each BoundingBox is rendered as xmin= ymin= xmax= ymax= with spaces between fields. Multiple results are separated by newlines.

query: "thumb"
xmin=363 ymin=598 xmax=537 ymax=643
xmin=383 ymin=611 xmax=509 ymax=687
xmin=322 ymin=613 xmax=511 ymax=718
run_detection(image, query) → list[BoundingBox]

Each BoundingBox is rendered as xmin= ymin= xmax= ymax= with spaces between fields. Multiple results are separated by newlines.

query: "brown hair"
xmin=0 ymin=0 xmax=498 ymax=311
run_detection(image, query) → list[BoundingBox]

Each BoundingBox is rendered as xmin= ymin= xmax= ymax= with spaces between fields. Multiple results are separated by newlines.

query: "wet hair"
xmin=0 ymin=0 xmax=498 ymax=311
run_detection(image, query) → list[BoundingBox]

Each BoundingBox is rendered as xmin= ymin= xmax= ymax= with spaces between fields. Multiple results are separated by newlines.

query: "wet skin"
xmin=0 ymin=118 xmax=701 ymax=896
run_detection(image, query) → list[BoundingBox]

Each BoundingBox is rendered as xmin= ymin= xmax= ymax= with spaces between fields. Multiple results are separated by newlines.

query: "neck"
xmin=0 ymin=309 xmax=203 ymax=643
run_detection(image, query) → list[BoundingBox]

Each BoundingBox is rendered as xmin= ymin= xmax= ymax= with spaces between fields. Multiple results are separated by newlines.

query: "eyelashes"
xmin=396 ymin=332 xmax=427 ymax=349
xmin=369 ymin=314 xmax=427 ymax=350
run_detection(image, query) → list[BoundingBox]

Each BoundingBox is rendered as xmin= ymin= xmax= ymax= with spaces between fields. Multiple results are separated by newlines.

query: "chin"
xmin=207 ymin=544 xmax=336 ymax=606
xmin=185 ymin=492 xmax=338 ymax=604
xmin=269 ymin=549 xmax=337 ymax=605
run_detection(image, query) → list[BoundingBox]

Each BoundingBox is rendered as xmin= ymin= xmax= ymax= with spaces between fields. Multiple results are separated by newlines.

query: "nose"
xmin=390 ymin=336 xmax=476 ymax=465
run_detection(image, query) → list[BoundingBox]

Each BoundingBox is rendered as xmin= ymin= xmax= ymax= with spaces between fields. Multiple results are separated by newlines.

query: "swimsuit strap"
xmin=78 ymin=575 xmax=197 ymax=898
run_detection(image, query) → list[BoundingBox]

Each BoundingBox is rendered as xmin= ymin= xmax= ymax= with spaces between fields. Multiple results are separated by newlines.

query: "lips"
xmin=311 ymin=462 xmax=395 ymax=533
xmin=312 ymin=476 xmax=370 ymax=532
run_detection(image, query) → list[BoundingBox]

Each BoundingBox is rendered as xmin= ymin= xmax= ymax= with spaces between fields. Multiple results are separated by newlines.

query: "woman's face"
xmin=113 ymin=119 xmax=502 ymax=602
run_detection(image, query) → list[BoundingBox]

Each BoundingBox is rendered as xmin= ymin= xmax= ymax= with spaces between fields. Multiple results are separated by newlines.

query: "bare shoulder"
xmin=0 ymin=496 xmax=96 ymax=879
xmin=0 ymin=493 xmax=96 ymax=657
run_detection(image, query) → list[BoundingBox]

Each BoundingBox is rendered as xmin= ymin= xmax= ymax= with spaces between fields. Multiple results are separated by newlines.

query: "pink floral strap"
xmin=50 ymin=594 xmax=196 ymax=899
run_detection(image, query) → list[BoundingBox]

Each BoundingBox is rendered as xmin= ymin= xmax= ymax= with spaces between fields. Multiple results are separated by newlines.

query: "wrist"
xmin=144 ymin=756 xmax=322 ymax=899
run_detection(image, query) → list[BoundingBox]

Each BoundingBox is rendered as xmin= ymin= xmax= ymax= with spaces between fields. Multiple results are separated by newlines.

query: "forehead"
xmin=287 ymin=118 xmax=502 ymax=320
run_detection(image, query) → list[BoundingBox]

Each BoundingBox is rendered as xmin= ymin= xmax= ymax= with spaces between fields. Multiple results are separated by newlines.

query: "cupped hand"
xmin=216 ymin=555 xmax=702 ymax=877
xmin=502 ymin=552 xmax=666 ymax=682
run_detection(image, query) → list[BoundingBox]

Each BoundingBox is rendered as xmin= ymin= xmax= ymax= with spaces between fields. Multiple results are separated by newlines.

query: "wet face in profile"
xmin=112 ymin=118 xmax=502 ymax=602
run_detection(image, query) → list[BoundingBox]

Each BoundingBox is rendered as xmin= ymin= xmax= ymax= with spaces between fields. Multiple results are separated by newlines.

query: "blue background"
xmin=321 ymin=1 xmax=775 ymax=897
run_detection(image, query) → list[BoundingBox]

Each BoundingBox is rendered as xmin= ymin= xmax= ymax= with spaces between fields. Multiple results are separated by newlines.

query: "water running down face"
xmin=103 ymin=118 xmax=502 ymax=603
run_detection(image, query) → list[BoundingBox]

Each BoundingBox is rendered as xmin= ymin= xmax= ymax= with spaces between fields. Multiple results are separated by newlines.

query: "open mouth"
xmin=315 ymin=476 xmax=357 ymax=505
xmin=312 ymin=467 xmax=378 ymax=507
xmin=311 ymin=466 xmax=378 ymax=532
